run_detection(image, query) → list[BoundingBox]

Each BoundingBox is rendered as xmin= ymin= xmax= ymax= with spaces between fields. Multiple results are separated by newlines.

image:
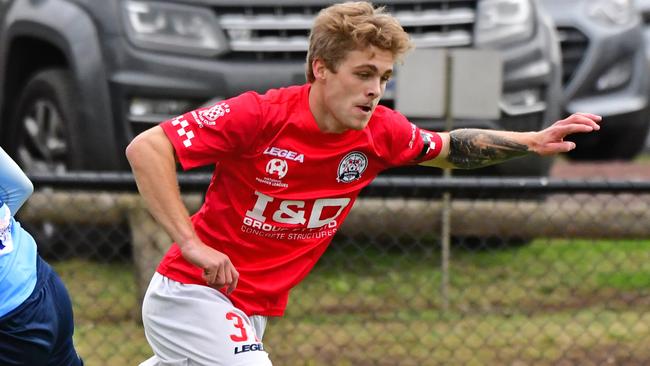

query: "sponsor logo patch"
xmin=420 ymin=131 xmax=436 ymax=156
xmin=257 ymin=158 xmax=289 ymax=187
xmin=241 ymin=191 xmax=350 ymax=240
xmin=191 ymin=102 xmax=230 ymax=128
xmin=408 ymin=123 xmax=417 ymax=149
xmin=234 ymin=342 xmax=265 ymax=355
xmin=263 ymin=146 xmax=304 ymax=163
xmin=265 ymin=158 xmax=288 ymax=179
xmin=337 ymin=151 xmax=368 ymax=183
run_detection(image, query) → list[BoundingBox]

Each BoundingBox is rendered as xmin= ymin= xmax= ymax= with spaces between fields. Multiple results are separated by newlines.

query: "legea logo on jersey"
xmin=265 ymin=158 xmax=288 ymax=179
xmin=191 ymin=102 xmax=230 ymax=128
xmin=263 ymin=146 xmax=304 ymax=163
xmin=337 ymin=151 xmax=368 ymax=183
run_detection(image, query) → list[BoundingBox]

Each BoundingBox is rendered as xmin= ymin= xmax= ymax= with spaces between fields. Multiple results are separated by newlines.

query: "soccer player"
xmin=0 ymin=146 xmax=84 ymax=366
xmin=127 ymin=2 xmax=602 ymax=365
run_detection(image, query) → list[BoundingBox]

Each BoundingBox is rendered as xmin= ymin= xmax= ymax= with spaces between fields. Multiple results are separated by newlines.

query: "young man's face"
xmin=317 ymin=46 xmax=395 ymax=132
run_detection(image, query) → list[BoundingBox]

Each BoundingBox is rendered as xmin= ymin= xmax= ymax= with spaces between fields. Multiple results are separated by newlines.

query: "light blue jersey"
xmin=0 ymin=147 xmax=37 ymax=317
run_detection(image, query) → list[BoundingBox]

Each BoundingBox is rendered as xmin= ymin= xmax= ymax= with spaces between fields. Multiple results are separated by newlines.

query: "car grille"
xmin=556 ymin=26 xmax=589 ymax=86
xmin=214 ymin=1 xmax=478 ymax=61
xmin=499 ymin=111 xmax=544 ymax=132
xmin=641 ymin=9 xmax=650 ymax=25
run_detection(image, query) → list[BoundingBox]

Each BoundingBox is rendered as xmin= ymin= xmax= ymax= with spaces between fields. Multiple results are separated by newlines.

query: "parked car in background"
xmin=541 ymin=0 xmax=650 ymax=160
xmin=0 ymin=0 xmax=561 ymax=177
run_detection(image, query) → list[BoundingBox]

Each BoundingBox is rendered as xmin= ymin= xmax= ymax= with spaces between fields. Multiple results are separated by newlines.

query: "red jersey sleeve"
xmin=385 ymin=110 xmax=443 ymax=166
xmin=160 ymin=92 xmax=262 ymax=170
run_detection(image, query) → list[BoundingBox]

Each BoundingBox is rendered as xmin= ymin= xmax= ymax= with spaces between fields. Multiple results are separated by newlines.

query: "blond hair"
xmin=306 ymin=1 xmax=413 ymax=83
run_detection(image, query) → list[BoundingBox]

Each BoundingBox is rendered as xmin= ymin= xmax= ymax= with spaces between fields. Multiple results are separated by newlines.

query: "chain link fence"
xmin=20 ymin=173 xmax=650 ymax=365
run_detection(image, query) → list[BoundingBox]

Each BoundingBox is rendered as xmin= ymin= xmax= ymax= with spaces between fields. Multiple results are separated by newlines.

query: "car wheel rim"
xmin=17 ymin=98 xmax=68 ymax=173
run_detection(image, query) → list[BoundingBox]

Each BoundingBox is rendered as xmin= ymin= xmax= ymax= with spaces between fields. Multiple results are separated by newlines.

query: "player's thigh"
xmin=47 ymin=271 xmax=83 ymax=366
xmin=0 ymin=289 xmax=54 ymax=365
xmin=142 ymin=274 xmax=272 ymax=366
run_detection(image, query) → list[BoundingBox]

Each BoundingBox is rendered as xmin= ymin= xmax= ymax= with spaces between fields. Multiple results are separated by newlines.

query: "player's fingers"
xmin=556 ymin=114 xmax=596 ymax=127
xmin=213 ymin=265 xmax=226 ymax=288
xmin=552 ymin=123 xmax=595 ymax=139
xmin=538 ymin=141 xmax=575 ymax=155
xmin=227 ymin=268 xmax=239 ymax=295
xmin=223 ymin=267 xmax=233 ymax=291
xmin=573 ymin=112 xmax=602 ymax=121
xmin=563 ymin=114 xmax=601 ymax=130
xmin=202 ymin=267 xmax=216 ymax=285
xmin=552 ymin=141 xmax=576 ymax=152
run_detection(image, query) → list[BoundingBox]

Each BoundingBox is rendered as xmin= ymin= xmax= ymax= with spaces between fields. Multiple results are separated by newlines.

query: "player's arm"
xmin=0 ymin=147 xmax=34 ymax=214
xmin=125 ymin=126 xmax=238 ymax=293
xmin=419 ymin=112 xmax=602 ymax=169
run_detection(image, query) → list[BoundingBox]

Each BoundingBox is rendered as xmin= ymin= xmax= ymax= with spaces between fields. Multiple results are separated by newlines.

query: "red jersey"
xmin=158 ymin=84 xmax=442 ymax=316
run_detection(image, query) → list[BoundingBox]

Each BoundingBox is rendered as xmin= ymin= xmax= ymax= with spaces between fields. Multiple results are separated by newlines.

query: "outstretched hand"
xmin=533 ymin=113 xmax=602 ymax=156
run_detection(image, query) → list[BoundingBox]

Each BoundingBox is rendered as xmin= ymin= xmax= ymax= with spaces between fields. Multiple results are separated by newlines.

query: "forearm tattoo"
xmin=448 ymin=129 xmax=530 ymax=169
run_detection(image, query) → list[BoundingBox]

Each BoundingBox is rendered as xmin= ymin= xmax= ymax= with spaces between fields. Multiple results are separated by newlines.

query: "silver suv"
xmin=541 ymin=0 xmax=650 ymax=160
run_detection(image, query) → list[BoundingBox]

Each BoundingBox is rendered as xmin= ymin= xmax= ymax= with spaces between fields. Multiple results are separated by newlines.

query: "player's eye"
xmin=356 ymin=72 xmax=371 ymax=80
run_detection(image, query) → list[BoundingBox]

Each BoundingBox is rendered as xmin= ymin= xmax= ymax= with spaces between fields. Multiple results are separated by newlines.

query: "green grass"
xmin=52 ymin=238 xmax=650 ymax=365
xmin=634 ymin=152 xmax=650 ymax=163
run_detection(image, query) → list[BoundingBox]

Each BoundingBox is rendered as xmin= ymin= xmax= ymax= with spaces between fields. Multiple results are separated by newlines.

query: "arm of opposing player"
xmin=125 ymin=127 xmax=239 ymax=294
xmin=0 ymin=147 xmax=34 ymax=214
xmin=419 ymin=113 xmax=601 ymax=169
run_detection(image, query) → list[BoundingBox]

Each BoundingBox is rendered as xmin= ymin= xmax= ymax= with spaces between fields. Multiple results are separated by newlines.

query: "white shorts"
xmin=139 ymin=272 xmax=273 ymax=366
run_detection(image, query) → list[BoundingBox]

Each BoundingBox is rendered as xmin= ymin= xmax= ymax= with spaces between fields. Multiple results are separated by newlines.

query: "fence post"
xmin=126 ymin=194 xmax=203 ymax=317
xmin=127 ymin=207 xmax=171 ymax=317
xmin=441 ymin=50 xmax=452 ymax=311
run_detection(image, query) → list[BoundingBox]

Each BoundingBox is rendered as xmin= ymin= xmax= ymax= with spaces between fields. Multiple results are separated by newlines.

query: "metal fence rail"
xmin=21 ymin=173 xmax=650 ymax=365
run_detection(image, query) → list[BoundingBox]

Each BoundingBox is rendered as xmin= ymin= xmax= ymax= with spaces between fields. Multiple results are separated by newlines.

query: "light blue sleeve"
xmin=0 ymin=147 xmax=33 ymax=215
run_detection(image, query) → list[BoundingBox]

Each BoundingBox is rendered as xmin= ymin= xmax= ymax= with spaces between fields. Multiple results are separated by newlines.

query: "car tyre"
xmin=8 ymin=68 xmax=82 ymax=173
xmin=9 ymin=69 xmax=83 ymax=257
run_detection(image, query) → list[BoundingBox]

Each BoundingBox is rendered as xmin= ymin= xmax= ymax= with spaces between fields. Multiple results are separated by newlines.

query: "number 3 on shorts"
xmin=226 ymin=311 xmax=259 ymax=342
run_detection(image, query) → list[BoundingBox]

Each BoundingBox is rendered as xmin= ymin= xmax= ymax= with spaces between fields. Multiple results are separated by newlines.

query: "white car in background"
xmin=541 ymin=0 xmax=650 ymax=160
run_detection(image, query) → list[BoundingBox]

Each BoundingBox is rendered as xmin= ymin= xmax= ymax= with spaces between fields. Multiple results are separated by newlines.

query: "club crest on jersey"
xmin=191 ymin=102 xmax=230 ymax=128
xmin=266 ymin=158 xmax=288 ymax=179
xmin=337 ymin=151 xmax=368 ymax=183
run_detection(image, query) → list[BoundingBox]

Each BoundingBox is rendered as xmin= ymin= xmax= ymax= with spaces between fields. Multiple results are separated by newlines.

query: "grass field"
xmin=53 ymin=238 xmax=650 ymax=365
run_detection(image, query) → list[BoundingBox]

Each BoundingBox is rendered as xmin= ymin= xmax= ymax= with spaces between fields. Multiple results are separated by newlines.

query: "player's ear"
xmin=312 ymin=58 xmax=327 ymax=81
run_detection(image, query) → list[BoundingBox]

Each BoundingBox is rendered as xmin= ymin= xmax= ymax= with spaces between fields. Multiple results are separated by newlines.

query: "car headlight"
xmin=122 ymin=0 xmax=226 ymax=56
xmin=474 ymin=0 xmax=534 ymax=47
xmin=595 ymin=59 xmax=633 ymax=91
xmin=586 ymin=0 xmax=637 ymax=27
